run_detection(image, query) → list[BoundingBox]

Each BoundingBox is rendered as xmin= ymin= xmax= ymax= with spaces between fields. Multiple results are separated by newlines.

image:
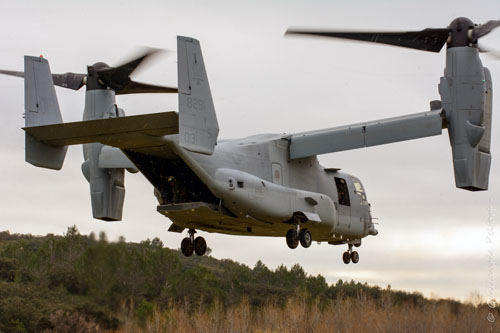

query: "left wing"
xmin=289 ymin=108 xmax=444 ymax=159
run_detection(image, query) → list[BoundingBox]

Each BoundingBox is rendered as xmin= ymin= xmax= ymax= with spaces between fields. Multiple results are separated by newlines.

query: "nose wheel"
xmin=342 ymin=244 xmax=359 ymax=264
xmin=181 ymin=229 xmax=207 ymax=257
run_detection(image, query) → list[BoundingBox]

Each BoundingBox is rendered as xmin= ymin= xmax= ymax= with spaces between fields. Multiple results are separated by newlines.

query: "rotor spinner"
xmin=86 ymin=62 xmax=111 ymax=91
xmin=447 ymin=17 xmax=476 ymax=48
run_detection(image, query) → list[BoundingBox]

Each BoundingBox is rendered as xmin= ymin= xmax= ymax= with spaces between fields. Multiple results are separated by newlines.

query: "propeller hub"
xmin=86 ymin=62 xmax=110 ymax=91
xmin=447 ymin=17 xmax=476 ymax=48
xmin=91 ymin=62 xmax=111 ymax=72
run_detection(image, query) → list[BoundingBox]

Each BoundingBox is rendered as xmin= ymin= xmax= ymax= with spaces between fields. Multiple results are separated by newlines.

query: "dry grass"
xmin=111 ymin=294 xmax=498 ymax=333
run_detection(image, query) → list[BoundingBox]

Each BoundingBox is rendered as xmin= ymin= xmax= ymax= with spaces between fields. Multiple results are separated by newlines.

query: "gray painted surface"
xmin=439 ymin=47 xmax=492 ymax=191
xmin=289 ymin=109 xmax=443 ymax=159
xmin=81 ymin=90 xmax=125 ymax=221
xmin=23 ymin=56 xmax=67 ymax=170
xmin=98 ymin=146 xmax=137 ymax=172
xmin=178 ymin=36 xmax=219 ymax=155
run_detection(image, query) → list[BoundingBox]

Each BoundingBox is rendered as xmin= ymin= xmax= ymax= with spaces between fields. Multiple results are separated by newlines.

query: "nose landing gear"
xmin=342 ymin=244 xmax=359 ymax=264
xmin=181 ymin=229 xmax=207 ymax=257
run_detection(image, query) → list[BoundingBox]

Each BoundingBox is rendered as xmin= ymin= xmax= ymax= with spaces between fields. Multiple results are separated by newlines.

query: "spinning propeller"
xmin=286 ymin=17 xmax=500 ymax=56
xmin=0 ymin=49 xmax=178 ymax=94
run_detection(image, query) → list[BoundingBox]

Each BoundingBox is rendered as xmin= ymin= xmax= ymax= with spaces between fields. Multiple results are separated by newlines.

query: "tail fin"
xmin=177 ymin=36 xmax=219 ymax=154
xmin=24 ymin=56 xmax=67 ymax=170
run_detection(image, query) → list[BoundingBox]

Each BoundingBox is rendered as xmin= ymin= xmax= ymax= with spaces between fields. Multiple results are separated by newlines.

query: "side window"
xmin=335 ymin=177 xmax=350 ymax=206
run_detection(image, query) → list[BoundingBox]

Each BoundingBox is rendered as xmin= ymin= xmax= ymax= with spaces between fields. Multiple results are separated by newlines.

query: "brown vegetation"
xmin=113 ymin=295 xmax=497 ymax=333
xmin=0 ymin=228 xmax=497 ymax=332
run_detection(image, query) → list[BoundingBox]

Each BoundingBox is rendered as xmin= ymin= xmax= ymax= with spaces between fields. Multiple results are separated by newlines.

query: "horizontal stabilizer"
xmin=24 ymin=111 xmax=179 ymax=149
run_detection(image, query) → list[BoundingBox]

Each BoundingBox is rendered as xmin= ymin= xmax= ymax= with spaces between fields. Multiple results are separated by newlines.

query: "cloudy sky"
xmin=0 ymin=0 xmax=499 ymax=301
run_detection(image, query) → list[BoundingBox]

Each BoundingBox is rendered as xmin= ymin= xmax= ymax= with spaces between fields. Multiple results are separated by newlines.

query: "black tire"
xmin=342 ymin=251 xmax=351 ymax=264
xmin=194 ymin=236 xmax=207 ymax=256
xmin=351 ymin=251 xmax=359 ymax=264
xmin=286 ymin=229 xmax=299 ymax=249
xmin=181 ymin=237 xmax=194 ymax=257
xmin=181 ymin=237 xmax=187 ymax=253
xmin=299 ymin=228 xmax=312 ymax=248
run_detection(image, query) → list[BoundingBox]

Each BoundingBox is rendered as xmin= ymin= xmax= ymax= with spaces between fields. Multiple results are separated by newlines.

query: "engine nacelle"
xmin=81 ymin=90 xmax=126 ymax=221
xmin=82 ymin=143 xmax=125 ymax=221
xmin=439 ymin=47 xmax=492 ymax=191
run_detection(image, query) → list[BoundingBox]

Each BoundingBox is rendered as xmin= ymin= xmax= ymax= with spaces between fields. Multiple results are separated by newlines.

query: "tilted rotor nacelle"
xmin=286 ymin=16 xmax=498 ymax=191
xmin=439 ymin=47 xmax=492 ymax=190
xmin=1 ymin=50 xmax=178 ymax=221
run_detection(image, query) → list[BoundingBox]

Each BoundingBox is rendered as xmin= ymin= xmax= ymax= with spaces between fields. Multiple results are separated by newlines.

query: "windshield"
xmin=351 ymin=177 xmax=368 ymax=205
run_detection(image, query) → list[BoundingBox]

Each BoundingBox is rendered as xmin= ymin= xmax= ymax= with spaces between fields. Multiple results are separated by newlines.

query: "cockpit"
xmin=351 ymin=176 xmax=368 ymax=205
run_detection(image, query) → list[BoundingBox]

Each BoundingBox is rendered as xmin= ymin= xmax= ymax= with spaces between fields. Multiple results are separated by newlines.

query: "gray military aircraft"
xmin=1 ymin=17 xmax=497 ymax=263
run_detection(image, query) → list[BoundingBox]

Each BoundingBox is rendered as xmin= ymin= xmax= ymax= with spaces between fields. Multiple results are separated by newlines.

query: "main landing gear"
xmin=286 ymin=220 xmax=312 ymax=249
xmin=342 ymin=244 xmax=359 ymax=264
xmin=181 ymin=229 xmax=207 ymax=257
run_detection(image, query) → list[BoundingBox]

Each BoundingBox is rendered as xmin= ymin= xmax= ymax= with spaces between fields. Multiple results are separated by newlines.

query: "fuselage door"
xmin=334 ymin=177 xmax=351 ymax=230
xmin=272 ymin=162 xmax=283 ymax=185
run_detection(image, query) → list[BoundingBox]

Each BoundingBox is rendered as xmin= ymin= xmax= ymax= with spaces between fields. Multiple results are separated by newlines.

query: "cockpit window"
xmin=334 ymin=177 xmax=350 ymax=206
xmin=351 ymin=177 xmax=368 ymax=205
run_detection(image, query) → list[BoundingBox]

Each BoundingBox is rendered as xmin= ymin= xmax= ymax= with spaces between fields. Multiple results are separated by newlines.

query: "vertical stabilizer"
xmin=177 ymin=36 xmax=219 ymax=154
xmin=24 ymin=56 xmax=67 ymax=170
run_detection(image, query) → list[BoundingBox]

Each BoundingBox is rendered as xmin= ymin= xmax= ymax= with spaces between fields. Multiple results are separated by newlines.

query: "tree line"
xmin=0 ymin=227 xmax=495 ymax=332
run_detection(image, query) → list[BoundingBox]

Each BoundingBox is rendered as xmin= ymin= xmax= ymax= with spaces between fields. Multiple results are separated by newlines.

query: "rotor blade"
xmin=0 ymin=69 xmax=24 ymax=78
xmin=97 ymin=48 xmax=171 ymax=93
xmin=51 ymin=72 xmax=86 ymax=90
xmin=97 ymin=48 xmax=161 ymax=86
xmin=0 ymin=69 xmax=85 ymax=90
xmin=115 ymin=80 xmax=178 ymax=95
xmin=478 ymin=44 xmax=500 ymax=60
xmin=471 ymin=20 xmax=500 ymax=41
xmin=285 ymin=28 xmax=451 ymax=53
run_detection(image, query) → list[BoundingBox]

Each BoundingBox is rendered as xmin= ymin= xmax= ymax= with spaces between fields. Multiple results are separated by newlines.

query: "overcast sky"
xmin=0 ymin=0 xmax=499 ymax=301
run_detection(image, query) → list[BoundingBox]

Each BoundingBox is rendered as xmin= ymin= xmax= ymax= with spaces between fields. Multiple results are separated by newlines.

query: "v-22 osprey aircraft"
xmin=1 ymin=17 xmax=497 ymax=264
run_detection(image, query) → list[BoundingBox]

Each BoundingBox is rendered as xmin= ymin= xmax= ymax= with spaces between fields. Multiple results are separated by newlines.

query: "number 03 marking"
xmin=184 ymin=132 xmax=196 ymax=144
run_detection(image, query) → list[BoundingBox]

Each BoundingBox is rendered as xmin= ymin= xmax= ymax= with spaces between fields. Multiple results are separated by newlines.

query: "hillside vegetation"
xmin=0 ymin=227 xmax=497 ymax=332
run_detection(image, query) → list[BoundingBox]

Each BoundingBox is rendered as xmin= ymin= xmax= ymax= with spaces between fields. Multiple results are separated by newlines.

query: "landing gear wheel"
xmin=286 ymin=229 xmax=299 ymax=249
xmin=299 ymin=228 xmax=312 ymax=248
xmin=181 ymin=237 xmax=194 ymax=257
xmin=342 ymin=251 xmax=351 ymax=264
xmin=194 ymin=236 xmax=207 ymax=256
xmin=351 ymin=251 xmax=359 ymax=264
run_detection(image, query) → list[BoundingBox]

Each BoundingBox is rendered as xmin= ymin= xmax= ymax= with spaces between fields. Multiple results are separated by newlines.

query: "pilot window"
xmin=352 ymin=177 xmax=368 ymax=205
xmin=334 ymin=177 xmax=350 ymax=206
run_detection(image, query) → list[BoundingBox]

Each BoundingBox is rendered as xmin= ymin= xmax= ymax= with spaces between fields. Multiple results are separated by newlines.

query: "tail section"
xmin=177 ymin=36 xmax=219 ymax=154
xmin=24 ymin=56 xmax=67 ymax=169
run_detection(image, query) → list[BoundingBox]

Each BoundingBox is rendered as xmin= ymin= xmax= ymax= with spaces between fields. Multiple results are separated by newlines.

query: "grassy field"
xmin=48 ymin=297 xmax=497 ymax=332
xmin=0 ymin=228 xmax=497 ymax=332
